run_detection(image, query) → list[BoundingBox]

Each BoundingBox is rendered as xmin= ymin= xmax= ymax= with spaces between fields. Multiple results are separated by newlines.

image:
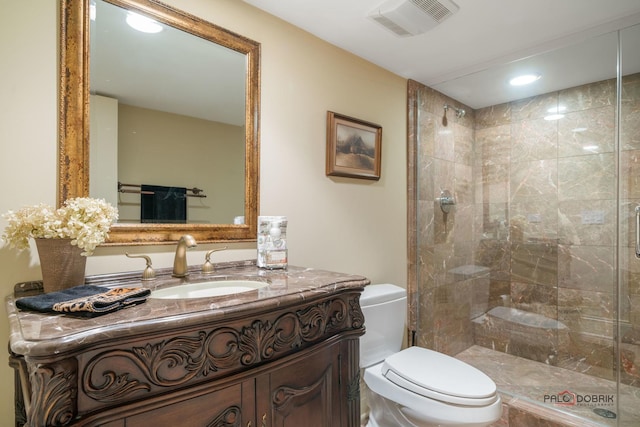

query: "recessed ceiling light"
xmin=509 ymin=74 xmax=541 ymax=86
xmin=126 ymin=11 xmax=163 ymax=33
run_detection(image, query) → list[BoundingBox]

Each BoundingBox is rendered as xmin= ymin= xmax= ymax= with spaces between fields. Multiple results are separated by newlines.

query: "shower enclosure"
xmin=408 ymin=24 xmax=640 ymax=426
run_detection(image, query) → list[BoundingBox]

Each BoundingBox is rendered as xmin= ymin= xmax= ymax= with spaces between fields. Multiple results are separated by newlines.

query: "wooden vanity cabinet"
xmin=118 ymin=337 xmax=354 ymax=427
xmin=123 ymin=380 xmax=251 ymax=427
xmin=258 ymin=338 xmax=353 ymax=427
xmin=92 ymin=340 xmax=360 ymax=427
xmin=7 ymin=269 xmax=367 ymax=427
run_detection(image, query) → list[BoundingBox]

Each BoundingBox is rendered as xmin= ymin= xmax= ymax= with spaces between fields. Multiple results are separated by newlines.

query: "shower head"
xmin=443 ymin=104 xmax=466 ymax=121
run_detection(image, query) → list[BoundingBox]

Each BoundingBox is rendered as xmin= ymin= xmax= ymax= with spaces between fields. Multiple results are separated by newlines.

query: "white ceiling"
xmin=91 ymin=0 xmax=246 ymax=125
xmin=92 ymin=0 xmax=640 ymax=117
xmin=243 ymin=0 xmax=640 ymax=108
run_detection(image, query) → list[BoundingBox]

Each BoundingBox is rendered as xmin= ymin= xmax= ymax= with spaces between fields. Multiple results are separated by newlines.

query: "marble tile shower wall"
xmin=414 ymin=74 xmax=640 ymax=387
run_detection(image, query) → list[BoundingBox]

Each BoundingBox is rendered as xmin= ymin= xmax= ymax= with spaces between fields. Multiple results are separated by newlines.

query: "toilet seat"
xmin=381 ymin=346 xmax=497 ymax=407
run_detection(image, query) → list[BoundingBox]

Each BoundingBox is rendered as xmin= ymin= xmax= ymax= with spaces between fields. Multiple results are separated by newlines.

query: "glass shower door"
xmin=617 ymin=22 xmax=640 ymax=426
xmin=410 ymin=22 xmax=640 ymax=426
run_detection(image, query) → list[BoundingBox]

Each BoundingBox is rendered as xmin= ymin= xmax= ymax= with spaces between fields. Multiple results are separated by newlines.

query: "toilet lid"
xmin=381 ymin=347 xmax=497 ymax=406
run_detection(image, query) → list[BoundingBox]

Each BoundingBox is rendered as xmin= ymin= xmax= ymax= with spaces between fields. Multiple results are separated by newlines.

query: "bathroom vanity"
xmin=6 ymin=262 xmax=368 ymax=427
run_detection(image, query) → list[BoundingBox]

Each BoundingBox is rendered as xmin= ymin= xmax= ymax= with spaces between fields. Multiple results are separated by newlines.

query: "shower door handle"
xmin=636 ymin=206 xmax=640 ymax=258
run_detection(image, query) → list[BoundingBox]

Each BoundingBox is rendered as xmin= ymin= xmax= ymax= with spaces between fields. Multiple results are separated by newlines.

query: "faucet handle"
xmin=126 ymin=253 xmax=156 ymax=281
xmin=202 ymin=247 xmax=228 ymax=274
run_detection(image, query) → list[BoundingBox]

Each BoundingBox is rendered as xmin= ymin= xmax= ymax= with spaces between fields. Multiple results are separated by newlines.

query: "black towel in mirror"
xmin=141 ymin=184 xmax=187 ymax=223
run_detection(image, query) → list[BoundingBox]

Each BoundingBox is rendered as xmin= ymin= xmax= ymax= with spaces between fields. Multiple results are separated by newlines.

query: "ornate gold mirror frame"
xmin=59 ymin=0 xmax=260 ymax=244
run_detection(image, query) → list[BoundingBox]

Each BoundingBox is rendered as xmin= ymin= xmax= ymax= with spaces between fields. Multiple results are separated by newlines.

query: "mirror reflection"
xmin=59 ymin=0 xmax=260 ymax=244
xmin=89 ymin=0 xmax=246 ymax=225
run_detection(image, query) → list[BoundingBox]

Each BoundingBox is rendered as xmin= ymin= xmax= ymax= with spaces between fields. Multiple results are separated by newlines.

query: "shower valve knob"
xmin=437 ymin=190 xmax=455 ymax=213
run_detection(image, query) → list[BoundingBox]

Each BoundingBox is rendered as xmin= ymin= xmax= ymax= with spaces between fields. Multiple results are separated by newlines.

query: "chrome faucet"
xmin=172 ymin=234 xmax=197 ymax=277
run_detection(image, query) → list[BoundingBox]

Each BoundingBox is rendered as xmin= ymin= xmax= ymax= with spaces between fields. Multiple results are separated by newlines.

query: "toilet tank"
xmin=359 ymin=284 xmax=407 ymax=368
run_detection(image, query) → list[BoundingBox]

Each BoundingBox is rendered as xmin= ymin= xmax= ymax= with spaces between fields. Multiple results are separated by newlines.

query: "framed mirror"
xmin=59 ymin=0 xmax=260 ymax=244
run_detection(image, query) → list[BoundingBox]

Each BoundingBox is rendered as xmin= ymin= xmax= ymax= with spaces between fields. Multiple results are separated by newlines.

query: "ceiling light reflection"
xmin=126 ymin=11 xmax=163 ymax=33
xmin=547 ymin=106 xmax=567 ymax=114
xmin=543 ymin=114 xmax=564 ymax=121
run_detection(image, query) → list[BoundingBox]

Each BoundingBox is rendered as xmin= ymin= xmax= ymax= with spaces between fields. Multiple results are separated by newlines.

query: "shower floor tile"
xmin=455 ymin=345 xmax=640 ymax=426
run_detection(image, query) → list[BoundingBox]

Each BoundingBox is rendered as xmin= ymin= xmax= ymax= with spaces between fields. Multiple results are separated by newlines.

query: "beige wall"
xmin=116 ymin=104 xmax=245 ymax=224
xmin=0 ymin=0 xmax=407 ymax=422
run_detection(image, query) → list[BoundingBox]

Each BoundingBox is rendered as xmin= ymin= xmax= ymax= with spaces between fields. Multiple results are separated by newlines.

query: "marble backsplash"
xmin=407 ymin=73 xmax=640 ymax=388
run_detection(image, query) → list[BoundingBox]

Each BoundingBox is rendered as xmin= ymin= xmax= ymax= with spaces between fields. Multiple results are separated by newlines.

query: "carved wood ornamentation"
xmin=347 ymin=369 xmax=360 ymax=402
xmin=344 ymin=336 xmax=361 ymax=423
xmin=206 ymin=405 xmax=242 ymax=427
xmin=83 ymin=295 xmax=363 ymax=404
xmin=28 ymin=359 xmax=78 ymax=427
xmin=272 ymin=367 xmax=331 ymax=415
xmin=349 ymin=297 xmax=365 ymax=329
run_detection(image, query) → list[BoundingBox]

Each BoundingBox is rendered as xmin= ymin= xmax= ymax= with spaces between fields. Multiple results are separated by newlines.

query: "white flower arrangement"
xmin=2 ymin=197 xmax=118 ymax=256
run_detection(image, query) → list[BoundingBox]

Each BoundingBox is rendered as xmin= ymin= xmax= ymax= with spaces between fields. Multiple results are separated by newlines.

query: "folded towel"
xmin=16 ymin=285 xmax=150 ymax=317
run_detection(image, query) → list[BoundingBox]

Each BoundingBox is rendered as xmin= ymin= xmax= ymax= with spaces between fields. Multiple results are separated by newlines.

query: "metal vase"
xmin=35 ymin=238 xmax=87 ymax=293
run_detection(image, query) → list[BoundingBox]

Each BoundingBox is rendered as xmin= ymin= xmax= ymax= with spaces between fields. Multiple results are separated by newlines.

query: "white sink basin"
xmin=150 ymin=280 xmax=268 ymax=299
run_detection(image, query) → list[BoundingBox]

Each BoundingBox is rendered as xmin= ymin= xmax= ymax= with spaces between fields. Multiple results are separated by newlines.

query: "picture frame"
xmin=326 ymin=111 xmax=382 ymax=180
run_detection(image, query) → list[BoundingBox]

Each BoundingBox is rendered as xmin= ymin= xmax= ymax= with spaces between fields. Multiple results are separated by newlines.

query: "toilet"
xmin=360 ymin=284 xmax=502 ymax=427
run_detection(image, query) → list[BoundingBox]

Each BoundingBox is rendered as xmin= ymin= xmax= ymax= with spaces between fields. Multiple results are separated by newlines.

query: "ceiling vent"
xmin=368 ymin=0 xmax=459 ymax=37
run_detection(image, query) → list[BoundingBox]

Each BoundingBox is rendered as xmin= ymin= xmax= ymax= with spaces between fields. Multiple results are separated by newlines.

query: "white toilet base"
xmin=364 ymin=362 xmax=502 ymax=427
xmin=366 ymin=389 xmax=425 ymax=427
xmin=366 ymin=389 xmax=502 ymax=427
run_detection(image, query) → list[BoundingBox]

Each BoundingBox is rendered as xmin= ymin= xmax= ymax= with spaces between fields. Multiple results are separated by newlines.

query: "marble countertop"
xmin=6 ymin=262 xmax=370 ymax=358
